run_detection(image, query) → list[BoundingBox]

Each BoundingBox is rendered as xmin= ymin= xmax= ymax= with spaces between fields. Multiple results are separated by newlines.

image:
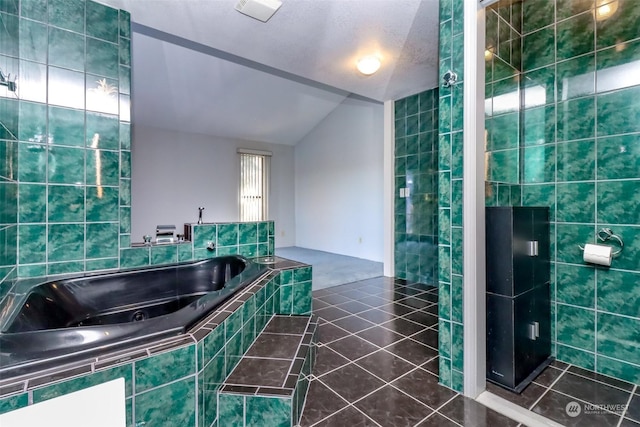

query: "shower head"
xmin=0 ymin=68 xmax=16 ymax=92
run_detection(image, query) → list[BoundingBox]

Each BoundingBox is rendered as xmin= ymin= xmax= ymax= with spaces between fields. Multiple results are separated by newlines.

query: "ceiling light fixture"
xmin=235 ymin=0 xmax=282 ymax=23
xmin=594 ymin=0 xmax=619 ymax=21
xmin=357 ymin=56 xmax=381 ymax=75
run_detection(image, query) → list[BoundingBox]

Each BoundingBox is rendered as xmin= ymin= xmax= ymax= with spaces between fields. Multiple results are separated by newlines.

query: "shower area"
xmin=485 ymin=0 xmax=640 ymax=386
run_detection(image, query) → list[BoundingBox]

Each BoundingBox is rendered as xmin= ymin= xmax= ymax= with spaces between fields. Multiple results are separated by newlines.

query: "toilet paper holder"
xmin=579 ymin=228 xmax=624 ymax=257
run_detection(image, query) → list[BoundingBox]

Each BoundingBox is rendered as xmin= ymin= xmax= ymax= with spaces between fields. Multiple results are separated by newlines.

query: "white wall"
xmin=294 ymin=96 xmax=384 ymax=262
xmin=131 ymin=124 xmax=296 ymax=246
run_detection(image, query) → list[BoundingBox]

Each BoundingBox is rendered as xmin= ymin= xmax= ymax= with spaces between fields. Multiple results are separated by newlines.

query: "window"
xmin=238 ymin=149 xmax=271 ymax=221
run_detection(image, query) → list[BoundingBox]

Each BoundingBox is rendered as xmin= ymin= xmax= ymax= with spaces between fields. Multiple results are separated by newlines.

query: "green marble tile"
xmin=556 ymin=13 xmax=595 ymax=61
xmin=451 ymin=85 xmax=463 ymax=131
xmin=48 ymin=185 xmax=84 ymax=222
xmin=487 ymin=149 xmax=518 ymax=183
xmin=120 ymin=206 xmax=131 ymax=234
xmin=49 ymin=27 xmax=85 ymax=71
xmin=238 ymin=222 xmax=257 ymax=245
xmin=17 ymin=102 xmax=44 ymax=146
xmin=120 ymin=150 xmax=131 ymax=179
xmin=598 ymin=225 xmax=640 ymax=271
xmin=557 ymin=0 xmax=594 ymax=20
xmin=136 ymin=345 xmax=195 ymax=393
xmin=20 ymin=0 xmax=47 ymax=22
xmin=119 ymin=178 xmax=131 ymax=206
xmin=86 ymin=149 xmax=119 ymax=186
xmin=119 ymin=233 xmax=130 ymax=248
xmin=48 ymin=146 xmax=85 ymax=184
xmin=557 ymin=304 xmax=595 ymax=351
xmin=200 ymin=356 xmax=224 ymax=427
xmin=33 ymin=365 xmax=132 ymax=403
xmin=439 ymin=282 xmax=451 ymax=320
xmin=48 ymin=0 xmax=85 ymax=33
xmin=596 ymin=355 xmax=640 ymax=385
xmin=451 ymin=370 xmax=464 ymax=393
xmin=557 ymin=54 xmax=595 ymax=100
xmin=596 ymin=0 xmax=640 ymax=50
xmin=439 ymin=356 xmax=452 ymax=388
xmin=86 ymin=74 xmax=119 ymax=115
xmin=120 ymin=122 xmax=131 ymax=150
xmin=279 ymin=284 xmax=292 ymax=314
xmin=438 ymin=209 xmax=451 ymax=246
xmin=135 ymin=377 xmax=195 ymax=427
xmin=294 ymin=266 xmax=311 ymax=282
xmin=439 ymin=171 xmax=451 ymax=208
xmin=557 ymin=140 xmax=595 ymax=182
xmin=18 ymin=224 xmax=46 ymax=264
xmin=406 ymin=114 xmax=419 ymax=136
xmin=48 ymin=223 xmax=84 ymax=262
xmin=451 ymin=226 xmax=463 ymax=275
xmin=218 ymin=223 xmax=238 ymax=247
xmin=86 ymin=37 xmax=118 ymax=79
xmin=218 ymin=393 xmax=244 ymax=427
xmin=225 ymin=330 xmax=243 ymax=376
xmin=556 ymin=182 xmax=595 ymax=223
xmin=151 ymin=245 xmax=177 ymax=265
xmin=523 ymin=65 xmax=556 ymax=108
xmin=85 ymin=222 xmax=119 ymax=259
xmin=439 ymin=19 xmax=452 ymax=59
xmin=48 ymin=260 xmax=84 ymax=275
xmin=86 ymin=186 xmax=119 ymax=221
xmin=452 ymin=33 xmax=464 ymax=82
xmin=439 ymin=0 xmax=452 ymax=21
xmin=18 ymin=142 xmax=47 ymax=182
xmin=0 ymin=393 xmax=27 ymax=416
xmin=451 ymin=322 xmax=464 ymax=372
xmin=193 ymin=224 xmax=217 ymax=249
xmin=17 ymin=263 xmax=46 ymax=277
xmin=556 ymin=223 xmax=594 ymax=264
xmin=246 ymin=396 xmax=291 ymax=427
xmin=597 ymin=312 xmax=640 ymax=365
xmin=119 ymin=36 xmax=130 ymax=66
xmin=597 ymin=269 xmax=640 ymax=318
xmin=225 ymin=310 xmax=243 ymax=340
xmin=556 ymin=343 xmax=595 ymax=370
xmin=522 ymin=27 xmax=555 ymax=71
xmin=18 ymin=184 xmax=46 ymax=223
xmin=119 ymin=10 xmax=131 ymax=38
xmin=522 ymin=0 xmax=554 ymax=34
xmin=178 ymin=244 xmax=193 ymax=262
xmin=557 ymin=96 xmax=595 ymax=142
xmin=85 ymin=258 xmax=118 ymax=271
xmin=597 ymin=39 xmax=640 ymax=91
xmin=556 ymin=263 xmax=595 ymax=308
xmin=120 ymin=247 xmax=149 ymax=269
xmin=439 ymin=318 xmax=451 ymax=359
xmin=86 ymin=112 xmax=119 ymax=150
xmin=439 ymin=95 xmax=451 ymax=134
xmin=451 ymin=274 xmax=463 ymax=323
xmin=438 ymin=245 xmax=451 ymax=283
xmin=597 ymin=180 xmax=640 ymax=225
xmin=86 ymin=0 xmax=119 ymax=43
xmin=451 ymin=0 xmax=463 ymax=35
xmin=0 ymin=13 xmax=18 ymax=58
xmin=19 ymin=18 xmax=47 ymax=63
xmin=48 ymin=66 xmax=84 ymax=109
xmin=293 ymin=281 xmax=312 ymax=315
xmin=242 ymin=315 xmax=256 ymax=353
xmin=597 ymin=86 xmax=640 ymax=137
xmin=523 ymin=144 xmax=555 ymax=184
xmin=49 ymin=106 xmax=85 ymax=147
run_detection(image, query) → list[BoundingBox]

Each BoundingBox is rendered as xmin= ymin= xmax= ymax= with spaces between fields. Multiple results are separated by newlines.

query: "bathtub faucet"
xmin=198 ymin=206 xmax=205 ymax=224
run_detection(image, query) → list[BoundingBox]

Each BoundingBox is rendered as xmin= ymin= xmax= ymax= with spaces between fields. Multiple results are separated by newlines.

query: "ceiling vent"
xmin=235 ymin=0 xmax=282 ymax=22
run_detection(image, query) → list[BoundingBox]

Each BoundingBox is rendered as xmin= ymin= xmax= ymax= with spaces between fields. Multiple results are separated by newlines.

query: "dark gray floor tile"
xmin=532 ymin=365 xmax=565 ymax=387
xmin=317 ymin=293 xmax=353 ymax=306
xmin=379 ymin=302 xmax=415 ymax=316
xmin=424 ymin=303 xmax=439 ymax=315
xmin=386 ymin=338 xmax=438 ymax=365
xmin=531 ymin=390 xmax=622 ymax=427
xmin=354 ymin=385 xmax=433 ymax=427
xmin=380 ymin=318 xmax=426 ymax=337
xmin=263 ymin=315 xmax=310 ymax=335
xmin=246 ymin=333 xmax=301 ymax=359
xmin=626 ymin=394 xmax=640 ymax=422
xmin=313 ymin=346 xmax=351 ymax=376
xmin=486 ymin=381 xmax=548 ymax=410
xmin=336 ymin=289 xmax=370 ymax=300
xmin=313 ymin=298 xmax=330 ymax=311
xmin=398 ymin=296 xmax=434 ymax=309
xmin=413 ymin=292 xmax=439 ymax=303
xmin=311 ymin=405 xmax=379 ymax=427
xmin=356 ymin=325 xmax=404 ymax=348
xmin=416 ymin=413 xmax=460 ymax=427
xmin=298 ymin=380 xmax=348 ymax=426
xmin=550 ymin=359 xmax=569 ymax=370
xmin=317 ymin=322 xmax=350 ymax=344
xmin=553 ymin=371 xmax=630 ymax=407
xmin=225 ymin=358 xmax=291 ymax=387
xmin=313 ymin=288 xmax=335 ymax=298
xmin=359 ymin=295 xmax=389 ymax=307
xmin=568 ymin=365 xmax=635 ymax=392
xmin=355 ymin=349 xmax=415 ymax=382
xmin=315 ymin=306 xmax=351 ymax=322
xmin=440 ymin=395 xmax=519 ymax=427
xmin=392 ymin=367 xmax=458 ymax=409
xmin=403 ymin=310 xmax=438 ymax=327
xmin=422 ymin=357 xmax=440 ymax=376
xmin=411 ymin=328 xmax=439 ymax=349
xmin=621 ymin=418 xmax=640 ymax=427
xmin=320 ymin=363 xmax=385 ymax=403
xmin=326 ymin=335 xmax=378 ymax=361
xmin=332 ymin=315 xmax=376 ymax=333
xmin=336 ymin=300 xmax=373 ymax=314
xmin=357 ymin=308 xmax=397 ymax=324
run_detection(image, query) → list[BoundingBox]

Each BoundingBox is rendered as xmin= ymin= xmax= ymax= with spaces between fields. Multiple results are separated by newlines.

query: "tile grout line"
xmin=528 ymin=362 xmax=570 ymax=411
xmin=617 ymin=384 xmax=637 ymax=427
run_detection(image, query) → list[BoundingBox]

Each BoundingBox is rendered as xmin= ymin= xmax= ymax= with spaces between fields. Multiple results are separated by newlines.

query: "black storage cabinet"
xmin=486 ymin=206 xmax=552 ymax=393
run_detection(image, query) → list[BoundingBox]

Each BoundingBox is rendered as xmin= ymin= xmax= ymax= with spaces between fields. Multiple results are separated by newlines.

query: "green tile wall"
xmin=0 ymin=3 xmax=19 ymax=301
xmin=438 ymin=0 xmax=464 ymax=393
xmin=487 ymin=0 xmax=640 ymax=385
xmin=6 ymin=0 xmax=131 ymax=278
xmin=394 ymin=88 xmax=439 ymax=285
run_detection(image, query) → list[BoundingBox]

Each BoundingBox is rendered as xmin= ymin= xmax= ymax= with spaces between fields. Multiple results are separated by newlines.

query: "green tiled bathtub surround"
xmin=482 ymin=0 xmax=640 ymax=385
xmin=394 ymin=87 xmax=439 ymax=285
xmin=11 ymin=0 xmax=131 ymax=278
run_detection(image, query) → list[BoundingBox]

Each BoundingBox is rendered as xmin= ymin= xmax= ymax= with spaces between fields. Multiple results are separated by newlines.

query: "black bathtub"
xmin=0 ymin=255 xmax=267 ymax=377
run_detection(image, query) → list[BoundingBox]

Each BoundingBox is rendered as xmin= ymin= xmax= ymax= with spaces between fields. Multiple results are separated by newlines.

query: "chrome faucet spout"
xmin=198 ymin=207 xmax=205 ymax=224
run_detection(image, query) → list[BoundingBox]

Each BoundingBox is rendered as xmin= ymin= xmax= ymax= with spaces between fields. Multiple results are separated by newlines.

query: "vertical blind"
xmin=239 ymin=150 xmax=271 ymax=222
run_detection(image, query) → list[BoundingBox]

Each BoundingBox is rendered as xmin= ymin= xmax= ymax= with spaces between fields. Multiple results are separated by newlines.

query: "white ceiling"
xmin=101 ymin=0 xmax=441 ymax=144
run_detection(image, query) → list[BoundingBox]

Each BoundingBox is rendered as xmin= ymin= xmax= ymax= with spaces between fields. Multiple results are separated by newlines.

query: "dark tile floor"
xmin=299 ymin=276 xmax=640 ymax=427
